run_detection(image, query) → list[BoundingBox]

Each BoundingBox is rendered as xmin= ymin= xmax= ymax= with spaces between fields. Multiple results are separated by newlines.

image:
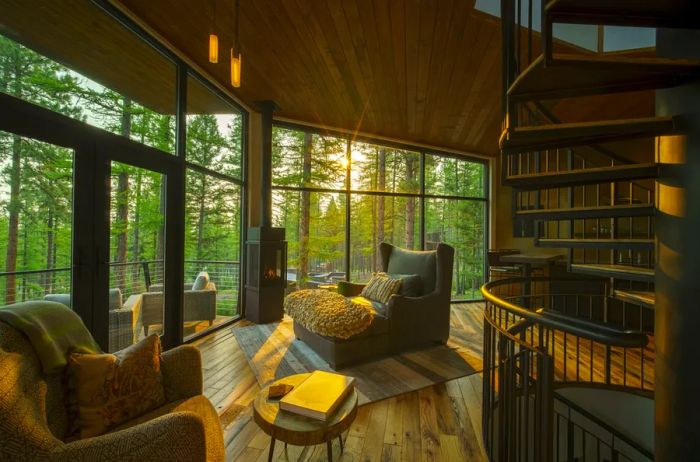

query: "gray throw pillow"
xmin=192 ymin=271 xmax=210 ymax=291
xmin=389 ymin=274 xmax=423 ymax=297
xmin=108 ymin=288 xmax=123 ymax=311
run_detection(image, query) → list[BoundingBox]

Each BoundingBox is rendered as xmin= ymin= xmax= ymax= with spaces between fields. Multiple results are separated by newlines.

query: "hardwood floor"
xmin=191 ymin=304 xmax=488 ymax=462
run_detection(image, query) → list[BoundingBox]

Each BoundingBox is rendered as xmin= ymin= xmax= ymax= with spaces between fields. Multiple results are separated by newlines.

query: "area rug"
xmin=231 ymin=302 xmax=484 ymax=405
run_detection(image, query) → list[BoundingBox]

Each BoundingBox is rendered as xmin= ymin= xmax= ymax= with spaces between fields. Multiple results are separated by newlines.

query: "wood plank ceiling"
xmin=115 ymin=0 xmax=505 ymax=155
xmin=0 ymin=0 xmax=655 ymax=156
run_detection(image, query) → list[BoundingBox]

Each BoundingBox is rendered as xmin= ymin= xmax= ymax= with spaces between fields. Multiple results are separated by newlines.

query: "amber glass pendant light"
xmin=230 ymin=0 xmax=241 ymax=87
xmin=208 ymin=0 xmax=219 ymax=63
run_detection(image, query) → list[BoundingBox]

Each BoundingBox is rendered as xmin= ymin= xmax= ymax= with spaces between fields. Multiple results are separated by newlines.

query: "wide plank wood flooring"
xmin=191 ymin=303 xmax=488 ymax=462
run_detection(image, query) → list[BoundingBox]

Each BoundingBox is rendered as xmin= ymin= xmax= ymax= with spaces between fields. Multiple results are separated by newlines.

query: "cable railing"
xmin=0 ymin=259 xmax=241 ymax=316
xmin=481 ymin=276 xmax=653 ymax=462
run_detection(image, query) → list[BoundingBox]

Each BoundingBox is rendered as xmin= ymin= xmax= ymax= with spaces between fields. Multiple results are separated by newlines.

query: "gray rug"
xmin=232 ymin=303 xmax=484 ymax=405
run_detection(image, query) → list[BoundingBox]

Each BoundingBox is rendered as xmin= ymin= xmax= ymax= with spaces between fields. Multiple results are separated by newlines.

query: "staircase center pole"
xmin=655 ymin=28 xmax=700 ymax=462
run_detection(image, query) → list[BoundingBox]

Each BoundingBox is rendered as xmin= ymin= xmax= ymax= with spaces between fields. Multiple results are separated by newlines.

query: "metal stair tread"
xmin=613 ymin=289 xmax=656 ymax=309
xmin=546 ymin=0 xmax=700 ymax=29
xmin=570 ymin=263 xmax=655 ymax=282
xmin=538 ymin=238 xmax=654 ymax=250
xmin=500 ymin=116 xmax=675 ymax=153
xmin=505 ymin=163 xmax=658 ymax=190
xmin=507 ymin=53 xmax=700 ymax=102
xmin=515 ymin=204 xmax=654 ymax=220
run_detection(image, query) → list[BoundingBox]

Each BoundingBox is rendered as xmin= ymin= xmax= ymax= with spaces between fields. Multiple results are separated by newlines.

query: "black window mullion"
xmin=162 ymin=62 xmax=188 ymax=350
xmin=420 ymin=151 xmax=426 ymax=250
xmin=345 ymin=139 xmax=351 ymax=282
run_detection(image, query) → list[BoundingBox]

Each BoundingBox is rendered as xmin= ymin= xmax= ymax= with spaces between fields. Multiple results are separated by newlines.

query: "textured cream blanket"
xmin=284 ymin=289 xmax=375 ymax=339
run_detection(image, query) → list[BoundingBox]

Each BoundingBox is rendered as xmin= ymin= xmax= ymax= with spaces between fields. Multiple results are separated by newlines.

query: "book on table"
xmin=279 ymin=370 xmax=355 ymax=420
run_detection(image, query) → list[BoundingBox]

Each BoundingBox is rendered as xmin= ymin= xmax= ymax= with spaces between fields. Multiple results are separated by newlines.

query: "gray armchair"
xmin=142 ymin=282 xmax=217 ymax=336
xmin=294 ymin=242 xmax=455 ymax=368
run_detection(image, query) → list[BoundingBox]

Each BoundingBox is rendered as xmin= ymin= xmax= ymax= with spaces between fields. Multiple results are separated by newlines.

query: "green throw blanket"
xmin=0 ymin=300 xmax=102 ymax=374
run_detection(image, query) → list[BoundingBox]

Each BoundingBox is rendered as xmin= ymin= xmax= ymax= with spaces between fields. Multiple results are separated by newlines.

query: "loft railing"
xmin=0 ymin=259 xmax=241 ymax=315
xmin=481 ymin=277 xmax=653 ymax=462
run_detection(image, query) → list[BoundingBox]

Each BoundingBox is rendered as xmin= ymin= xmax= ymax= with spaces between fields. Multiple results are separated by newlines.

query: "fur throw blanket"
xmin=284 ymin=289 xmax=375 ymax=339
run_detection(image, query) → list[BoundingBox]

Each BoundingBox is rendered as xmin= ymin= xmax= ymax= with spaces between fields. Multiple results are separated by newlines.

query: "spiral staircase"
xmin=483 ymin=1 xmax=700 ymax=461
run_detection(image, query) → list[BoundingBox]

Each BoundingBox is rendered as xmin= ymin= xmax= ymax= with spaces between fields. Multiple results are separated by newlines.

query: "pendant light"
xmin=208 ymin=0 xmax=219 ymax=63
xmin=230 ymin=0 xmax=241 ymax=88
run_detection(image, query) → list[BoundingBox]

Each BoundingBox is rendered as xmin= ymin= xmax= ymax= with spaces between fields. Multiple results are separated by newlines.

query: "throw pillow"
xmin=108 ymin=288 xmax=123 ymax=311
xmin=361 ymin=272 xmax=402 ymax=304
xmin=388 ymin=274 xmax=423 ymax=297
xmin=67 ymin=334 xmax=166 ymax=438
xmin=192 ymin=271 xmax=210 ymax=291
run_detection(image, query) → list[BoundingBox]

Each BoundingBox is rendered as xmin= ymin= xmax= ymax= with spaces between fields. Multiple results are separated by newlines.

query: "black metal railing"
xmin=0 ymin=259 xmax=241 ymax=316
xmin=481 ymin=277 xmax=653 ymax=462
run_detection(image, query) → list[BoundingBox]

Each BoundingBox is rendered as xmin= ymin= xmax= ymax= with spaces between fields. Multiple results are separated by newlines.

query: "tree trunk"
xmin=196 ymin=175 xmax=208 ymax=261
xmin=132 ymin=171 xmax=142 ymax=289
xmin=405 ymin=158 xmax=416 ymax=249
xmin=377 ymin=149 xmax=386 ymax=268
xmin=5 ymin=134 xmax=21 ymax=304
xmin=115 ymin=98 xmax=132 ymax=292
xmin=298 ymin=132 xmax=312 ymax=287
xmin=154 ymin=119 xmax=170 ymax=285
xmin=44 ymin=211 xmax=54 ymax=295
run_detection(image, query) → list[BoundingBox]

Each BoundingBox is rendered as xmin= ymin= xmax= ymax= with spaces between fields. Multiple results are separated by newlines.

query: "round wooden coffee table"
xmin=253 ymin=372 xmax=358 ymax=462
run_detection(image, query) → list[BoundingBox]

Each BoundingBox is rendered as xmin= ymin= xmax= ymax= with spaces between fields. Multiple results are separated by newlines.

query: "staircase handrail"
xmin=482 ymin=277 xmax=649 ymax=349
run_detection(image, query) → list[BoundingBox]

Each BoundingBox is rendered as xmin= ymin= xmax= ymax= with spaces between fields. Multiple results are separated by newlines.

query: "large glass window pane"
xmin=426 ymin=199 xmax=486 ymax=300
xmin=272 ymin=127 xmax=346 ymax=190
xmin=186 ymin=74 xmax=244 ymax=179
xmin=184 ymin=170 xmax=242 ymax=339
xmin=108 ymin=162 xmax=164 ymax=352
xmin=0 ymin=132 xmax=73 ymax=306
xmin=350 ymin=194 xmax=420 ymax=282
xmin=0 ymin=4 xmax=177 ymax=154
xmin=425 ymin=154 xmax=486 ymax=198
xmin=272 ymin=190 xmax=346 ymax=289
xmin=351 ymin=142 xmax=420 ymax=193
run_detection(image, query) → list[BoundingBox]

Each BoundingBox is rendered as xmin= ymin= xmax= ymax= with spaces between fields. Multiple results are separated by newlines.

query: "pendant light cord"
xmin=234 ymin=0 xmax=240 ymax=54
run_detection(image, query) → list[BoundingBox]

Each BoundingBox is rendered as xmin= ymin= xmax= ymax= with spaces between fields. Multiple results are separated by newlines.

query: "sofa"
xmin=44 ymin=288 xmax=139 ymax=353
xmin=293 ymin=242 xmax=454 ymax=368
xmin=142 ymin=281 xmax=217 ymax=335
xmin=0 ymin=307 xmax=224 ymax=461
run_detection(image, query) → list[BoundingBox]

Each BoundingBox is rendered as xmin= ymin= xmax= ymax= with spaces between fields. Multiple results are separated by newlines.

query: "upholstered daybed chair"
xmin=293 ymin=242 xmax=455 ymax=369
xmin=0 ymin=301 xmax=224 ymax=461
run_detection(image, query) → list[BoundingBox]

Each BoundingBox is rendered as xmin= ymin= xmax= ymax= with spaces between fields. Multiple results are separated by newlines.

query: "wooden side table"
xmin=253 ymin=373 xmax=358 ymax=462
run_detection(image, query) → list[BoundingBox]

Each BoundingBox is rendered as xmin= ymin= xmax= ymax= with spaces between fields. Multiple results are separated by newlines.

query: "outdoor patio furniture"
xmin=43 ymin=288 xmax=139 ymax=352
xmin=142 ymin=281 xmax=217 ymax=335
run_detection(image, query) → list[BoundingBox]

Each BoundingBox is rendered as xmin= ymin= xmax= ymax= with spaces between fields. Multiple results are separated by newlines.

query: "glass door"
xmin=0 ymin=95 xmax=185 ymax=352
xmin=106 ymin=161 xmax=166 ymax=352
xmin=0 ymin=130 xmax=74 ymax=309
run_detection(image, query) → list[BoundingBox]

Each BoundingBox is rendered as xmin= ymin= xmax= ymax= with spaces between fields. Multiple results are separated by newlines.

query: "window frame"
xmin=271 ymin=120 xmax=490 ymax=302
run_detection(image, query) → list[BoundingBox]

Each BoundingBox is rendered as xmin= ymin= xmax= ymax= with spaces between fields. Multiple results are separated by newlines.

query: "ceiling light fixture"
xmin=208 ymin=0 xmax=219 ymax=63
xmin=230 ymin=0 xmax=241 ymax=88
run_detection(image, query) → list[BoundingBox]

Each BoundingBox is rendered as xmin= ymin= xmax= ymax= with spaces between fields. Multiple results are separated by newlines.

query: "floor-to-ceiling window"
xmin=0 ymin=1 xmax=246 ymax=349
xmin=271 ymin=124 xmax=488 ymax=301
xmin=183 ymin=74 xmax=245 ymax=340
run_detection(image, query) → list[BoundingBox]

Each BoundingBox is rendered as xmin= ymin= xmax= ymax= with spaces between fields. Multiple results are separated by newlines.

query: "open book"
xmin=279 ymin=371 xmax=355 ymax=420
